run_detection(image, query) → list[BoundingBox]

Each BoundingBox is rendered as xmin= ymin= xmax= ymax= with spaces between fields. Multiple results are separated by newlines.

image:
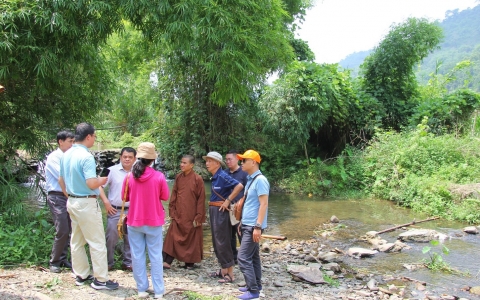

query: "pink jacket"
xmin=122 ymin=167 xmax=170 ymax=227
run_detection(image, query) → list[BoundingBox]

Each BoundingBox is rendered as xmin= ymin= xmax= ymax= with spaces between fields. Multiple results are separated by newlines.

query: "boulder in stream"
xmin=317 ymin=251 xmax=343 ymax=262
xmin=463 ymin=226 xmax=479 ymax=234
xmin=347 ymin=247 xmax=378 ymax=258
xmin=398 ymin=229 xmax=447 ymax=243
xmin=286 ymin=265 xmax=326 ymax=284
xmin=330 ymin=215 xmax=340 ymax=223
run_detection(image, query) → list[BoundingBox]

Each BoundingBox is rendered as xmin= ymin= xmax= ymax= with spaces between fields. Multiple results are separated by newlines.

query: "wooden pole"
xmin=377 ymin=216 xmax=440 ymax=234
xmin=261 ymin=234 xmax=287 ymax=240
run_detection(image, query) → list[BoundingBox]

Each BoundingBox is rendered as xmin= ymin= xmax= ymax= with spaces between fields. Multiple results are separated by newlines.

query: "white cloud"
xmin=297 ymin=0 xmax=479 ymax=63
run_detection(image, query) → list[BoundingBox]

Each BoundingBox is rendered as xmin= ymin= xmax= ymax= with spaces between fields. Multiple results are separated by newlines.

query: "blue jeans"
xmin=238 ymin=225 xmax=262 ymax=293
xmin=127 ymin=226 xmax=164 ymax=295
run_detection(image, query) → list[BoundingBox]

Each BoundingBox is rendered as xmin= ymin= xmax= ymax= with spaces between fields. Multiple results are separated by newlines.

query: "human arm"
xmin=86 ymin=177 xmax=108 ymax=189
xmin=219 ymin=182 xmax=244 ymax=212
xmin=168 ymin=177 xmax=178 ymax=220
xmin=194 ymin=176 xmax=206 ymax=227
xmin=58 ymin=176 xmax=68 ymax=197
xmin=253 ymin=194 xmax=268 ymax=243
xmin=159 ymin=175 xmax=170 ymax=201
xmin=99 ymin=186 xmax=116 ymax=216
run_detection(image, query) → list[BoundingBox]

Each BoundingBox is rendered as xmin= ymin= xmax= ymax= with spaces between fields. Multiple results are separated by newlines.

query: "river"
xmin=199 ymin=183 xmax=480 ymax=296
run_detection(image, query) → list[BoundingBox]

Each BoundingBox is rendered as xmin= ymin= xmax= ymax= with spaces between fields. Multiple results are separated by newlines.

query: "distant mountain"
xmin=339 ymin=5 xmax=480 ymax=91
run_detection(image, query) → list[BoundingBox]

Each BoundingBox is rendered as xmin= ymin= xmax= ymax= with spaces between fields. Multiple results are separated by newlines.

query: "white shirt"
xmin=105 ymin=163 xmax=130 ymax=207
xmin=45 ymin=148 xmax=63 ymax=192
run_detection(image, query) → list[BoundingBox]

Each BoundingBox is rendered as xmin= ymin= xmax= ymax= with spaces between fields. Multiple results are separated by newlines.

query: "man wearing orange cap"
xmin=235 ymin=150 xmax=269 ymax=300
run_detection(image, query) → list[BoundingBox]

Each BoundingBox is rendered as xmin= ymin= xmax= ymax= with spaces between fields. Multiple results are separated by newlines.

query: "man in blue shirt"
xmin=203 ymin=151 xmax=243 ymax=284
xmin=59 ymin=122 xmax=119 ymax=290
xmin=45 ymin=130 xmax=74 ymax=273
xmin=236 ymin=150 xmax=269 ymax=300
xmin=225 ymin=149 xmax=248 ymax=264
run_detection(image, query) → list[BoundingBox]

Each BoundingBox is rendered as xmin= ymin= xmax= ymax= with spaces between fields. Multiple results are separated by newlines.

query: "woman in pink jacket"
xmin=122 ymin=142 xmax=169 ymax=299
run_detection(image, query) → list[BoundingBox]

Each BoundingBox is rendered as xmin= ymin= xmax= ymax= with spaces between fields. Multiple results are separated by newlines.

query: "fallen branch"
xmin=377 ymin=216 xmax=440 ymax=234
xmin=0 ymin=274 xmax=16 ymax=279
xmin=261 ymin=234 xmax=287 ymax=240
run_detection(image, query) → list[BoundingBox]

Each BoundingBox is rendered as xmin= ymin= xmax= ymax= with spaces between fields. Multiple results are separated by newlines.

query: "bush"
xmin=0 ymin=209 xmax=54 ymax=265
xmin=362 ymin=120 xmax=480 ymax=222
xmin=278 ymin=147 xmax=365 ymax=196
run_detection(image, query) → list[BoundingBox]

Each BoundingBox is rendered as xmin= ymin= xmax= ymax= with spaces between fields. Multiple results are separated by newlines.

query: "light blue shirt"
xmin=105 ymin=163 xmax=129 ymax=207
xmin=241 ymin=170 xmax=269 ymax=229
xmin=59 ymin=144 xmax=99 ymax=196
xmin=45 ymin=148 xmax=63 ymax=192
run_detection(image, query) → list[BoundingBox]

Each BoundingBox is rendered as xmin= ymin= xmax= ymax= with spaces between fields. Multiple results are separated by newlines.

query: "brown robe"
xmin=163 ymin=171 xmax=206 ymax=263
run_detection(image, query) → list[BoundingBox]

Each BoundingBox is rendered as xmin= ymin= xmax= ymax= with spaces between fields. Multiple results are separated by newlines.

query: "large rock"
xmin=347 ymin=247 xmax=378 ymax=258
xmin=463 ymin=226 xmax=479 ymax=234
xmin=369 ymin=237 xmax=388 ymax=249
xmin=317 ymin=251 xmax=343 ymax=262
xmin=398 ymin=229 xmax=447 ymax=243
xmin=286 ymin=265 xmax=326 ymax=284
xmin=378 ymin=243 xmax=395 ymax=252
xmin=471 ymin=286 xmax=480 ymax=295
xmin=322 ymin=262 xmax=341 ymax=273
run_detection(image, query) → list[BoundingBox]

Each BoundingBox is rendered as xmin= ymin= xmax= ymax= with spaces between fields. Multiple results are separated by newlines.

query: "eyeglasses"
xmin=225 ymin=158 xmax=236 ymax=162
xmin=241 ymin=159 xmax=254 ymax=164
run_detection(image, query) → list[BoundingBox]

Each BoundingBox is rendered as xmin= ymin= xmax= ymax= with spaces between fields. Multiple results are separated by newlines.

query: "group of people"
xmin=45 ymin=121 xmax=269 ymax=300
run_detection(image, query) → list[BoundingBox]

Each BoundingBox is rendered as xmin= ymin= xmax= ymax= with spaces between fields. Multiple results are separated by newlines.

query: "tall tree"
xmin=361 ymin=18 xmax=443 ymax=130
xmin=259 ymin=62 xmax=357 ymax=161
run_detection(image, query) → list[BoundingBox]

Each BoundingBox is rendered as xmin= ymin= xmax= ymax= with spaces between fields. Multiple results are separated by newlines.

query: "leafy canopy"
xmin=361 ymin=18 xmax=443 ymax=130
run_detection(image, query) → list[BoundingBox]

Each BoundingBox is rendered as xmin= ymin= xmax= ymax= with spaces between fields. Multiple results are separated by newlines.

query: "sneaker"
xmin=237 ymin=291 xmax=260 ymax=300
xmin=50 ymin=265 xmax=61 ymax=273
xmin=138 ymin=291 xmax=149 ymax=298
xmin=154 ymin=294 xmax=163 ymax=299
xmin=75 ymin=274 xmax=94 ymax=286
xmin=239 ymin=287 xmax=262 ymax=292
xmin=90 ymin=278 xmax=119 ymax=290
xmin=238 ymin=287 xmax=265 ymax=297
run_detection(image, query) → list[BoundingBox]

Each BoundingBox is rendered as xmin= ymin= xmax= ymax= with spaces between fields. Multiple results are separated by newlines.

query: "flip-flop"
xmin=209 ymin=269 xmax=222 ymax=278
xmin=218 ymin=273 xmax=234 ymax=284
xmin=163 ymin=263 xmax=171 ymax=270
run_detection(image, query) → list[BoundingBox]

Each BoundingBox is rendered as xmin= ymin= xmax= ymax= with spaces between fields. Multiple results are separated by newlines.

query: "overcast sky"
xmin=297 ymin=0 xmax=479 ymax=63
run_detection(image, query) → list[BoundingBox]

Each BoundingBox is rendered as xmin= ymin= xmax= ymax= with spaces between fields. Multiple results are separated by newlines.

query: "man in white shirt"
xmin=100 ymin=147 xmax=136 ymax=271
xmin=45 ymin=130 xmax=74 ymax=273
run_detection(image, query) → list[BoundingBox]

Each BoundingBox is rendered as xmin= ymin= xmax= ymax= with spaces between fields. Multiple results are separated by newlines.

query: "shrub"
xmin=362 ymin=120 xmax=480 ymax=222
xmin=0 ymin=209 xmax=54 ymax=265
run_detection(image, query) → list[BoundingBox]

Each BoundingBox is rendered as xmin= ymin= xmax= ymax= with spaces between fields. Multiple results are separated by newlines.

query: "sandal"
xmin=218 ymin=273 xmax=234 ymax=284
xmin=209 ymin=269 xmax=222 ymax=278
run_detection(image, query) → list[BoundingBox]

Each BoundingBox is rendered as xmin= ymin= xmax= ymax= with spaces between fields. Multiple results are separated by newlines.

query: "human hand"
xmin=219 ymin=202 xmax=230 ymax=212
xmin=105 ymin=203 xmax=117 ymax=216
xmin=253 ymin=228 xmax=262 ymax=243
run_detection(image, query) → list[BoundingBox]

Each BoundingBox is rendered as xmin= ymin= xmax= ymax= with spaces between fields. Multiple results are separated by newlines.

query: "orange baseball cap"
xmin=237 ymin=150 xmax=261 ymax=163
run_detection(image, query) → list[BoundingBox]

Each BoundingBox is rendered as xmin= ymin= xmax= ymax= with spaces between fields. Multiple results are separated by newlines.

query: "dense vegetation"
xmin=1 ymin=1 xmax=480 ymax=265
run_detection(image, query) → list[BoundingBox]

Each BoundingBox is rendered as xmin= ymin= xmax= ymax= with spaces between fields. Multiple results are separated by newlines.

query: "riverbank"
xmin=0 ymin=237 xmax=475 ymax=300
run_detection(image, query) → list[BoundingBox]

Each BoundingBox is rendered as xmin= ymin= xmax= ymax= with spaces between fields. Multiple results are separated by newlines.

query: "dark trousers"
xmin=106 ymin=209 xmax=131 ymax=268
xmin=209 ymin=207 xmax=234 ymax=268
xmin=47 ymin=193 xmax=71 ymax=267
xmin=231 ymin=222 xmax=242 ymax=262
xmin=238 ymin=225 xmax=262 ymax=293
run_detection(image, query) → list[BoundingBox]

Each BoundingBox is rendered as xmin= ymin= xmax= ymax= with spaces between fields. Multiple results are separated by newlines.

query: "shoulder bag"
xmin=234 ymin=174 xmax=262 ymax=221
xmin=117 ymin=172 xmax=131 ymax=240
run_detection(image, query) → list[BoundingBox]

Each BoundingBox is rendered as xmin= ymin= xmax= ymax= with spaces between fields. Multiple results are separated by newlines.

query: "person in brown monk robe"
xmin=162 ymin=155 xmax=206 ymax=269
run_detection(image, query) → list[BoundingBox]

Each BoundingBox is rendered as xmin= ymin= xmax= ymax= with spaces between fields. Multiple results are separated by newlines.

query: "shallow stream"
xmin=200 ymin=184 xmax=480 ymax=296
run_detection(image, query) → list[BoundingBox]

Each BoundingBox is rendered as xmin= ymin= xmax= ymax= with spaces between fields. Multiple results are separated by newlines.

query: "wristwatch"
xmin=254 ymin=222 xmax=262 ymax=230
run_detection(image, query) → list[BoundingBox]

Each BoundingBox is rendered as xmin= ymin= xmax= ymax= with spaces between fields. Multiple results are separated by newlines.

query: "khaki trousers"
xmin=67 ymin=197 xmax=108 ymax=282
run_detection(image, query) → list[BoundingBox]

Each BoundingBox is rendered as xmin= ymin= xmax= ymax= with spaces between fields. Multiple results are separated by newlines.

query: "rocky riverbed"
xmin=1 ymin=236 xmax=476 ymax=300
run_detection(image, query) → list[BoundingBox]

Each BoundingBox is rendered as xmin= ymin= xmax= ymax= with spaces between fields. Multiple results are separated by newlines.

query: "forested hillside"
xmin=339 ymin=4 xmax=480 ymax=91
